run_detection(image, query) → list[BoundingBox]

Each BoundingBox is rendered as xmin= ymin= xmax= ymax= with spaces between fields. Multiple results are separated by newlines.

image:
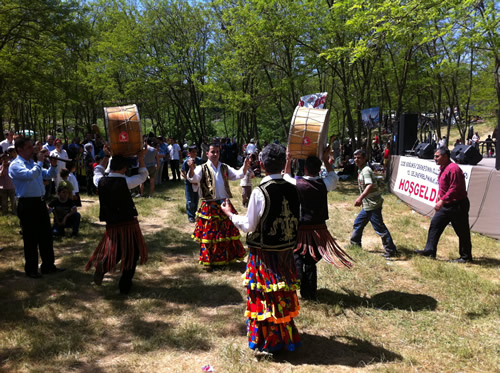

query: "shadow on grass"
xmin=332 ymin=181 xmax=361 ymax=196
xmin=470 ymin=257 xmax=500 ymax=268
xmin=317 ymin=288 xmax=437 ymax=311
xmin=126 ymin=280 xmax=243 ymax=307
xmin=274 ymin=333 xmax=402 ymax=366
xmin=128 ymin=317 xmax=211 ymax=352
xmin=145 ymin=226 xmax=199 ymax=257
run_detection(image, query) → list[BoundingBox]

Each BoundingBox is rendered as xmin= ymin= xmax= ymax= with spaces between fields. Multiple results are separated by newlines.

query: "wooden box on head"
xmin=104 ymin=104 xmax=143 ymax=157
xmin=288 ymin=106 xmax=330 ymax=159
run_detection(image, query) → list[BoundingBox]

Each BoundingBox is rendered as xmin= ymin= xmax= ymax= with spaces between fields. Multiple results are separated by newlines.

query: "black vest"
xmin=98 ymin=176 xmax=138 ymax=224
xmin=296 ymin=178 xmax=329 ymax=225
xmin=246 ymin=178 xmax=300 ymax=250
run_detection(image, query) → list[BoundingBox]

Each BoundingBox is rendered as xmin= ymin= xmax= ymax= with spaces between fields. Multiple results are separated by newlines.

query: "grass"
xmin=0 ymin=177 xmax=499 ymax=372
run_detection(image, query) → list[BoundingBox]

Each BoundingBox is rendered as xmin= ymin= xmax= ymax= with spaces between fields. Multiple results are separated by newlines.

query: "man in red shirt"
xmin=415 ymin=147 xmax=472 ymax=263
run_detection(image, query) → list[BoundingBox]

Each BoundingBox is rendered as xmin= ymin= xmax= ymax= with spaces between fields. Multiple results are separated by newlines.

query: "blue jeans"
xmin=53 ymin=212 xmax=81 ymax=236
xmin=185 ymin=182 xmax=199 ymax=221
xmin=350 ymin=207 xmax=397 ymax=254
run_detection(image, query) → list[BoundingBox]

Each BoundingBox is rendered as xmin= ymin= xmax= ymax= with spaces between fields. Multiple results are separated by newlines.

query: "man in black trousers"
xmin=9 ymin=137 xmax=65 ymax=278
xmin=415 ymin=147 xmax=473 ymax=263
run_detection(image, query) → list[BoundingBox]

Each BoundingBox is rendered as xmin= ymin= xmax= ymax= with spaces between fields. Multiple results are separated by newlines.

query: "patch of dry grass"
xmin=0 ymin=177 xmax=498 ymax=372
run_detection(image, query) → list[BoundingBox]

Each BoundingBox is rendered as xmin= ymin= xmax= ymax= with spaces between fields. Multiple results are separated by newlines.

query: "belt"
xmin=18 ymin=196 xmax=44 ymax=201
xmin=443 ymin=198 xmax=467 ymax=207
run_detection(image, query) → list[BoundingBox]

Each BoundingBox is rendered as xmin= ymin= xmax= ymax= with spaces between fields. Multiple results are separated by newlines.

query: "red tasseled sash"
xmin=85 ymin=219 xmax=147 ymax=272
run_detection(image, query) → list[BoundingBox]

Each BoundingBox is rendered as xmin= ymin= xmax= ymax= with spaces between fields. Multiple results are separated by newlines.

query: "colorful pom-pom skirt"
xmin=192 ymin=200 xmax=246 ymax=266
xmin=244 ymin=248 xmax=301 ymax=352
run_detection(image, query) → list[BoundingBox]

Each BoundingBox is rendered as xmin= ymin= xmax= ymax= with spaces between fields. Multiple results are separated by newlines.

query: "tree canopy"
xmin=1 ymin=0 xmax=498 ymax=146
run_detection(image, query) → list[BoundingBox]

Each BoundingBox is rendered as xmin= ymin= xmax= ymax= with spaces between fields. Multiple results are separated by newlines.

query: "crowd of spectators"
xmin=1 ymin=126 xmax=396 ymax=246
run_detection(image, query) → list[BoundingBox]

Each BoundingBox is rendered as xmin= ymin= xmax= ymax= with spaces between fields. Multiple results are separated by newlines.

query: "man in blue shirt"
xmin=9 ymin=137 xmax=65 ymax=278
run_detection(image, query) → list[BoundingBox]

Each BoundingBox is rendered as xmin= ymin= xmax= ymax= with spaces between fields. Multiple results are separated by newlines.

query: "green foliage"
xmin=0 ymin=0 xmax=498 ymax=146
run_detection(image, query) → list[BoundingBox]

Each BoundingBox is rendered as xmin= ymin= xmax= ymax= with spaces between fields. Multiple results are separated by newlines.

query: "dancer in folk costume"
xmin=284 ymin=148 xmax=353 ymax=300
xmin=221 ymin=144 xmax=301 ymax=352
xmin=85 ymin=146 xmax=148 ymax=294
xmin=187 ymin=143 xmax=251 ymax=267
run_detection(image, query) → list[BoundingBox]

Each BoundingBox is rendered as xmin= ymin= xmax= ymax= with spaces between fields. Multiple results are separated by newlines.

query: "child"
xmin=92 ymin=155 xmax=101 ymax=171
xmin=59 ymin=168 xmax=74 ymax=195
xmin=48 ymin=184 xmax=81 ymax=237
xmin=67 ymin=161 xmax=81 ymax=207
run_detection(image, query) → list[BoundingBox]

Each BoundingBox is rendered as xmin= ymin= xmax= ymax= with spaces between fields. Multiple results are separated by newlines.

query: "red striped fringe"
xmin=296 ymin=224 xmax=353 ymax=268
xmin=85 ymin=219 xmax=147 ymax=272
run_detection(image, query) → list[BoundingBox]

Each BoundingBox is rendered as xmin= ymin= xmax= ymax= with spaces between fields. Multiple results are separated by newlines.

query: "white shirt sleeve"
xmin=283 ymin=173 xmax=297 ymax=185
xmin=126 ymin=167 xmax=148 ymax=189
xmin=187 ymin=165 xmax=203 ymax=183
xmin=230 ymin=187 xmax=265 ymax=233
xmin=323 ymin=171 xmax=339 ymax=192
xmin=93 ymin=165 xmax=105 ymax=187
xmin=227 ymin=165 xmax=245 ymax=180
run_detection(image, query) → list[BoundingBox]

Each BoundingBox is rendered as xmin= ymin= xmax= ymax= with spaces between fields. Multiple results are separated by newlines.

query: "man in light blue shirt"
xmin=9 ymin=137 xmax=64 ymax=278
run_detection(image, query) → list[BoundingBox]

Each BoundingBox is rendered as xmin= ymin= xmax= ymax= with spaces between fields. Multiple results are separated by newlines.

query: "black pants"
xmin=17 ymin=198 xmax=56 ymax=274
xmin=294 ymin=250 xmax=320 ymax=300
xmin=116 ymin=245 xmax=139 ymax=293
xmin=424 ymin=198 xmax=472 ymax=260
xmin=170 ymin=159 xmax=181 ymax=181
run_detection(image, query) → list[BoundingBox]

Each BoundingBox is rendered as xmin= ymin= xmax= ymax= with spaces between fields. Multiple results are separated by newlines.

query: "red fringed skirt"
xmin=192 ymin=200 xmax=246 ymax=266
xmin=244 ymin=248 xmax=301 ymax=352
xmin=296 ymin=224 xmax=353 ymax=268
xmin=85 ymin=219 xmax=148 ymax=272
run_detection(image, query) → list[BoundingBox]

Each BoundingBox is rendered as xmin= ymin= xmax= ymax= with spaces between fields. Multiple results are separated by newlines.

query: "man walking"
xmin=415 ymin=147 xmax=472 ymax=262
xmin=350 ymin=149 xmax=397 ymax=258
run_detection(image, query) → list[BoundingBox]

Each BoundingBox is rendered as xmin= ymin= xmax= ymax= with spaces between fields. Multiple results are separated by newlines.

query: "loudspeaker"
xmin=451 ymin=144 xmax=483 ymax=165
xmin=415 ymin=142 xmax=434 ymax=159
xmin=397 ymin=114 xmax=418 ymax=156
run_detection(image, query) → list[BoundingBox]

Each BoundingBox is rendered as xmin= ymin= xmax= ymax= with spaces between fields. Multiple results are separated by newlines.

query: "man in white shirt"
xmin=49 ymin=139 xmax=69 ymax=188
xmin=220 ymin=143 xmax=302 ymax=352
xmin=43 ymin=135 xmax=56 ymax=152
xmin=245 ymin=138 xmax=257 ymax=155
xmin=284 ymin=149 xmax=352 ymax=300
xmin=0 ymin=130 xmax=14 ymax=153
xmin=85 ymin=145 xmax=148 ymax=294
xmin=168 ymin=137 xmax=182 ymax=181
xmin=187 ymin=142 xmax=250 ymax=268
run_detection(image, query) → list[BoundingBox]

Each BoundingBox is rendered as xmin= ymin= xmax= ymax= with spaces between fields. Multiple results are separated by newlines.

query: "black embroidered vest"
xmin=98 ymin=176 xmax=138 ymax=224
xmin=246 ymin=178 xmax=300 ymax=250
xmin=199 ymin=162 xmax=232 ymax=200
xmin=296 ymin=178 xmax=329 ymax=225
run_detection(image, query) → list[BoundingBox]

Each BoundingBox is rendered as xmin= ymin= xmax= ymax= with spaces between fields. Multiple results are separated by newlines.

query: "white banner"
xmin=298 ymin=92 xmax=328 ymax=109
xmin=394 ymin=156 xmax=472 ymax=207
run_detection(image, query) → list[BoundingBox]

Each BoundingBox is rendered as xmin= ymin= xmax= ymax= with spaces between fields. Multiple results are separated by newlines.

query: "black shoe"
xmin=415 ymin=250 xmax=436 ymax=258
xmin=41 ymin=266 xmax=66 ymax=274
xmin=119 ymin=280 xmax=132 ymax=295
xmin=93 ymin=262 xmax=104 ymax=285
xmin=449 ymin=258 xmax=473 ymax=263
xmin=26 ymin=271 xmax=42 ymax=279
xmin=382 ymin=251 xmax=398 ymax=258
